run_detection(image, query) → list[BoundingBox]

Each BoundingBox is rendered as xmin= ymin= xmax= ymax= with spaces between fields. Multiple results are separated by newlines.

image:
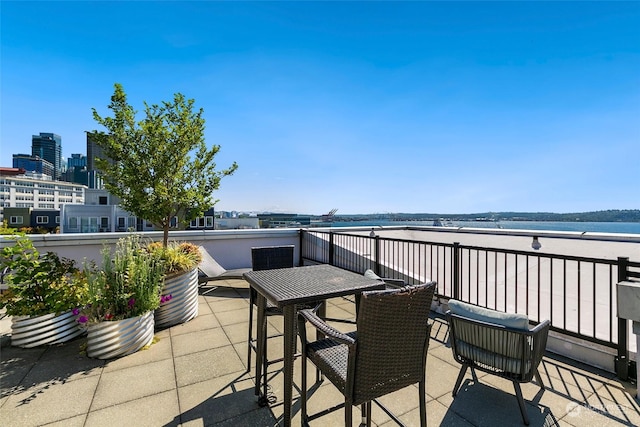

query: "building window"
xmin=55 ymin=216 xmax=60 ymax=224
xmin=190 ymin=219 xmax=198 ymax=228
xmin=198 ymin=217 xmax=205 ymax=227
xmin=100 ymin=217 xmax=109 ymax=231
xmin=205 ymin=216 xmax=214 ymax=228
xmin=99 ymin=196 xmax=108 ymax=205
xmin=10 ymin=216 xmax=23 ymax=225
xmin=170 ymin=216 xmax=178 ymax=228
xmin=36 ymin=216 xmax=49 ymax=224
xmin=69 ymin=217 xmax=78 ymax=229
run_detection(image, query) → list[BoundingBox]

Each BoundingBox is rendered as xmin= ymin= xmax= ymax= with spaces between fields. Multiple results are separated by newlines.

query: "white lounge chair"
xmin=197 ymin=246 xmax=251 ymax=283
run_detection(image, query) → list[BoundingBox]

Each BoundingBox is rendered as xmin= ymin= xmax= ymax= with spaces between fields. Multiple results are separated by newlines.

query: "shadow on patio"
xmin=0 ymin=278 xmax=638 ymax=426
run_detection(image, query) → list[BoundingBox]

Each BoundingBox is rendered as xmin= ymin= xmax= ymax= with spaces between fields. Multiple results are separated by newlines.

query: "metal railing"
xmin=300 ymin=228 xmax=640 ymax=379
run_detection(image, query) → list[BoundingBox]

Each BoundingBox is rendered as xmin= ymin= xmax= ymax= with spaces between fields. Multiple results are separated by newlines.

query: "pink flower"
xmin=78 ymin=315 xmax=88 ymax=324
xmin=128 ymin=298 xmax=135 ymax=308
xmin=105 ymin=313 xmax=113 ymax=320
xmin=72 ymin=308 xmax=80 ymax=316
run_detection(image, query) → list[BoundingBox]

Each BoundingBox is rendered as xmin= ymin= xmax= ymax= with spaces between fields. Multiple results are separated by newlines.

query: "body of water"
xmin=327 ymin=220 xmax=640 ymax=235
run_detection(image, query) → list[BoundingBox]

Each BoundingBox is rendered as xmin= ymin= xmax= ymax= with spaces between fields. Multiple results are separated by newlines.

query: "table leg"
xmin=255 ymin=293 xmax=268 ymax=404
xmin=282 ymin=304 xmax=296 ymax=427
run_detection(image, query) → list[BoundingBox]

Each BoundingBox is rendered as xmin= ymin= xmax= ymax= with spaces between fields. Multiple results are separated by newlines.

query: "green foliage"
xmin=81 ymin=234 xmax=165 ymax=324
xmin=0 ymin=235 xmax=88 ymax=316
xmin=144 ymin=241 xmax=202 ymax=274
xmin=91 ymin=83 xmax=238 ymax=247
xmin=0 ymin=220 xmax=15 ymax=235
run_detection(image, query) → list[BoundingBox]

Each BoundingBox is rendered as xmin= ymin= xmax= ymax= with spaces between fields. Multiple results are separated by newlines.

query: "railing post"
xmin=616 ymin=257 xmax=629 ymax=380
xmin=453 ymin=242 xmax=460 ymax=301
xmin=298 ymin=230 xmax=304 ymax=267
xmin=373 ymin=235 xmax=380 ymax=276
xmin=328 ymin=232 xmax=335 ymax=266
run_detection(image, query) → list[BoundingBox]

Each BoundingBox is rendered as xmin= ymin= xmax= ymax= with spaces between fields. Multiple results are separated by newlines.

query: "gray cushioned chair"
xmin=297 ymin=282 xmax=436 ymax=426
xmin=446 ymin=300 xmax=550 ymax=425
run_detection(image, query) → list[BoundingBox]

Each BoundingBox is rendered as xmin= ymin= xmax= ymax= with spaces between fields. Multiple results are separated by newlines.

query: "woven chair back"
xmin=251 ymin=246 xmax=294 ymax=271
xmin=352 ymin=282 xmax=436 ymax=405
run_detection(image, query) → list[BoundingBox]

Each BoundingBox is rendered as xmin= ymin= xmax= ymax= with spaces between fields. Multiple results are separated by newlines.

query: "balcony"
xmin=1 ymin=226 xmax=639 ymax=425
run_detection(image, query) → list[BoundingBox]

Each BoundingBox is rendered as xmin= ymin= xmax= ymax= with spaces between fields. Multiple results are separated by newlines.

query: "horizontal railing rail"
xmin=300 ymin=228 xmax=640 ymax=379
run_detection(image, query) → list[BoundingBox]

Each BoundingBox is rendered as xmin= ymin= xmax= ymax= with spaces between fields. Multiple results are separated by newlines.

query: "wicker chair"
xmin=446 ymin=300 xmax=551 ymax=425
xmin=247 ymin=246 xmax=294 ymax=391
xmin=297 ymin=282 xmax=436 ymax=426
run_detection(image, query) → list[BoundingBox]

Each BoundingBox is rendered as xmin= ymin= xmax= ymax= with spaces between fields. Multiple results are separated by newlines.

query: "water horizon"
xmin=326 ymin=219 xmax=640 ymax=235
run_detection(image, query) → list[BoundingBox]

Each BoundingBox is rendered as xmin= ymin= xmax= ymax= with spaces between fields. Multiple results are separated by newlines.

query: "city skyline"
xmin=2 ymin=2 xmax=639 ymax=215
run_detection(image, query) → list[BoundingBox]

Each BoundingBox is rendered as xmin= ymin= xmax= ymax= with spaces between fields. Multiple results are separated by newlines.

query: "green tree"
xmin=91 ymin=83 xmax=238 ymax=247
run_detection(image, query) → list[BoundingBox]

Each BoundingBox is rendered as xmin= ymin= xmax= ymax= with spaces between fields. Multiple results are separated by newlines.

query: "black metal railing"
xmin=300 ymin=228 xmax=640 ymax=379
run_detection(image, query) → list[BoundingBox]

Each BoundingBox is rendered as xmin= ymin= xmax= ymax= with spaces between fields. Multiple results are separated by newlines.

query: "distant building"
xmin=0 ymin=169 xmax=86 ymax=222
xmin=257 ymin=213 xmax=311 ymax=228
xmin=31 ymin=133 xmax=62 ymax=180
xmin=12 ymin=154 xmax=54 ymax=178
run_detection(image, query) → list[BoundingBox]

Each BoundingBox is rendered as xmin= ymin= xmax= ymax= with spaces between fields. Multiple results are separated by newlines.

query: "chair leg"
xmin=534 ymin=369 xmax=544 ymax=389
xmin=345 ymin=399 xmax=352 ymax=427
xmin=301 ymin=350 xmax=308 ymax=422
xmin=419 ymin=379 xmax=427 ymax=427
xmin=452 ymin=365 xmax=468 ymax=397
xmin=262 ymin=326 xmax=268 ymax=400
xmin=247 ymin=291 xmax=255 ymax=373
xmin=470 ymin=366 xmax=479 ymax=382
xmin=513 ymin=381 xmax=530 ymax=425
xmin=360 ymin=402 xmax=371 ymax=427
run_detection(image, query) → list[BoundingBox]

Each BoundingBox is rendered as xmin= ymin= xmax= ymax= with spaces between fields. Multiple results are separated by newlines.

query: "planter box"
xmin=87 ymin=311 xmax=154 ymax=359
xmin=155 ymin=268 xmax=199 ymax=329
xmin=11 ymin=310 xmax=84 ymax=348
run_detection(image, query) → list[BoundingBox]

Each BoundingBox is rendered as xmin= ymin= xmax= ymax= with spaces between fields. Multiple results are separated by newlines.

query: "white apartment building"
xmin=0 ymin=171 xmax=86 ymax=222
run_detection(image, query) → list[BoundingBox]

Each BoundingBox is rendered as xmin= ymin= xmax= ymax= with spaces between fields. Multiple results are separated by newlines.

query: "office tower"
xmin=31 ymin=133 xmax=62 ymax=179
xmin=12 ymin=153 xmax=55 ymax=178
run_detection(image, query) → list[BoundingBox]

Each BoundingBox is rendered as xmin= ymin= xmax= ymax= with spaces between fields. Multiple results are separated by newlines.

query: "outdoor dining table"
xmin=243 ymin=263 xmax=385 ymax=427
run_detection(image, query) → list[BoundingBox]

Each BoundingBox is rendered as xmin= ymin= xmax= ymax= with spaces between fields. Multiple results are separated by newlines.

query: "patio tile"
xmin=221 ymin=320 xmax=251 ymax=344
xmin=173 ymin=344 xmax=245 ymax=387
xmin=101 ymin=332 xmax=172 ymax=372
xmin=44 ymin=414 xmax=87 ymax=427
xmin=207 ymin=297 xmax=249 ymax=313
xmin=19 ymin=339 xmax=104 ymax=385
xmin=85 ymin=389 xmax=179 ymax=427
xmin=91 ymin=358 xmax=176 ymax=410
xmin=0 ymin=374 xmax=99 ymax=427
xmin=0 ymin=345 xmax=47 ymax=400
xmin=169 ymin=313 xmax=220 ymax=336
xmin=214 ymin=307 xmax=248 ymax=327
xmin=391 ymin=399 xmax=474 ymax=427
xmin=177 ymin=370 xmax=266 ymax=425
xmin=171 ymin=326 xmax=232 ymax=357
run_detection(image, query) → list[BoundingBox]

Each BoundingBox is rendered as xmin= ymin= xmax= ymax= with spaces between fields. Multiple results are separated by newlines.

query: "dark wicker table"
xmin=243 ymin=264 xmax=384 ymax=427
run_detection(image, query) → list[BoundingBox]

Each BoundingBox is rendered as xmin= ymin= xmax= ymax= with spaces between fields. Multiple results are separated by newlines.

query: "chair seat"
xmin=456 ymin=340 xmax=531 ymax=376
xmin=306 ymin=332 xmax=358 ymax=394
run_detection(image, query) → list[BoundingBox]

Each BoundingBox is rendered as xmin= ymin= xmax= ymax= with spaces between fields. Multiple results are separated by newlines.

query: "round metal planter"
xmin=154 ymin=268 xmax=199 ymax=329
xmin=11 ymin=310 xmax=85 ymax=348
xmin=86 ymin=311 xmax=155 ymax=359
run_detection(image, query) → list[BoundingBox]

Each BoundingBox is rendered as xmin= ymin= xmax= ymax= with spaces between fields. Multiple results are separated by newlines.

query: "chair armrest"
xmin=529 ymin=319 xmax=551 ymax=335
xmin=382 ymin=278 xmax=406 ymax=288
xmin=298 ymin=308 xmax=356 ymax=346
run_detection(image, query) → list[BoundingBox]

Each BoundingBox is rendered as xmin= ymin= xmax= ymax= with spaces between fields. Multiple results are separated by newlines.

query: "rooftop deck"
xmin=1 ymin=278 xmax=638 ymax=426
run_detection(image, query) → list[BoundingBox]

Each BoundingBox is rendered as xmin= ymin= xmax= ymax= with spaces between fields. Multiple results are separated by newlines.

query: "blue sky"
xmin=1 ymin=1 xmax=638 ymax=215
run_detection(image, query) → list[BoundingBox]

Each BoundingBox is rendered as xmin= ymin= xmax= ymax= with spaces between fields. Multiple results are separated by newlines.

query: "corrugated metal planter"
xmin=11 ymin=310 xmax=84 ymax=348
xmin=86 ymin=311 xmax=154 ymax=359
xmin=154 ymin=268 xmax=199 ymax=329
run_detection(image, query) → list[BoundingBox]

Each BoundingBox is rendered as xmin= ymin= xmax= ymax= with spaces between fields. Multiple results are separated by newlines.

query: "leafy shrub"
xmin=0 ymin=234 xmax=88 ymax=316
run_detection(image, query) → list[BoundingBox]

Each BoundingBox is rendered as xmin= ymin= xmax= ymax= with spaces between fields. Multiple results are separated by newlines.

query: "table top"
xmin=243 ymin=264 xmax=385 ymax=308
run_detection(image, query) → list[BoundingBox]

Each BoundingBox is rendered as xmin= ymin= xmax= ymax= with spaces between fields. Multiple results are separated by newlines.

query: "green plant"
xmin=91 ymin=83 xmax=237 ymax=247
xmin=80 ymin=234 xmax=165 ymax=324
xmin=144 ymin=241 xmax=202 ymax=274
xmin=0 ymin=234 xmax=88 ymax=316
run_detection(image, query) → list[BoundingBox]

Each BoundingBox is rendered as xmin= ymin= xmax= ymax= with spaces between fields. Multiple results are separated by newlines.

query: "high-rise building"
xmin=86 ymin=131 xmax=105 ymax=172
xmin=31 ymin=133 xmax=62 ymax=179
xmin=12 ymin=154 xmax=55 ymax=178
xmin=67 ymin=153 xmax=87 ymax=169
